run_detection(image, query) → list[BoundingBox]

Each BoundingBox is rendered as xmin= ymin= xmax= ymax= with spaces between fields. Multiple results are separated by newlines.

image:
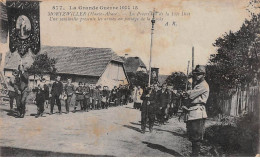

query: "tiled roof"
xmin=5 ymin=46 xmax=124 ymax=77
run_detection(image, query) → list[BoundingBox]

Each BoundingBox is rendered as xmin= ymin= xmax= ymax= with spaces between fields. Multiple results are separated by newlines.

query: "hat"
xmin=192 ymin=65 xmax=206 ymax=74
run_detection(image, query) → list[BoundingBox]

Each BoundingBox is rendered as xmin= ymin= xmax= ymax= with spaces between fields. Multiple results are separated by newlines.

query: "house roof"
xmin=123 ymin=57 xmax=147 ymax=73
xmin=5 ymin=46 xmax=124 ymax=77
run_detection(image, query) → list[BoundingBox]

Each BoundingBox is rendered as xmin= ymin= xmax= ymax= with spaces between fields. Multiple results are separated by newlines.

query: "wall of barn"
xmin=97 ymin=62 xmax=128 ymax=90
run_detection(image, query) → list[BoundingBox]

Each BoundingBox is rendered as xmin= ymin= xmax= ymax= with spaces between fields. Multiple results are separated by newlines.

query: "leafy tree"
xmin=165 ymin=71 xmax=188 ymax=90
xmin=208 ymin=13 xmax=260 ymax=92
xmin=27 ymin=53 xmax=57 ymax=83
xmin=127 ymin=71 xmax=149 ymax=88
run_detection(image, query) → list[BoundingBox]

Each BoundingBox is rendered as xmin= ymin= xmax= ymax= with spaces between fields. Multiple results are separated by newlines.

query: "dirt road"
xmin=0 ymin=102 xmax=191 ymax=156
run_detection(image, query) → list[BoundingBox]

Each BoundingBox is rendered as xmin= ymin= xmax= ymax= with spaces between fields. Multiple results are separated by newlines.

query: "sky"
xmin=38 ymin=0 xmax=251 ymax=75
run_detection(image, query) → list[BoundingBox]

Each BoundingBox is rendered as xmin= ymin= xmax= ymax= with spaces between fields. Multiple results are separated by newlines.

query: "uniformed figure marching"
xmin=158 ymin=83 xmax=171 ymax=124
xmin=74 ymin=82 xmax=84 ymax=112
xmin=16 ymin=65 xmax=30 ymax=118
xmin=50 ymin=76 xmax=63 ymax=115
xmin=140 ymin=87 xmax=157 ymax=133
xmin=182 ymin=65 xmax=209 ymax=157
xmin=64 ymin=78 xmax=75 ymax=113
xmin=83 ymin=83 xmax=91 ymax=112
xmin=101 ymin=86 xmax=110 ymax=109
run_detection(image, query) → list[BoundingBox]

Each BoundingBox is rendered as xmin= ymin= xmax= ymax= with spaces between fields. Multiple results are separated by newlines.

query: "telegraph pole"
xmin=185 ymin=60 xmax=190 ymax=91
xmin=192 ymin=46 xmax=194 ymax=70
xmin=148 ymin=9 xmax=156 ymax=87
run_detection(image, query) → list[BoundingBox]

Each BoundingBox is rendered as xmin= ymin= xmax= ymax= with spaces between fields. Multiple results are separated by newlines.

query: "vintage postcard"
xmin=0 ymin=0 xmax=259 ymax=157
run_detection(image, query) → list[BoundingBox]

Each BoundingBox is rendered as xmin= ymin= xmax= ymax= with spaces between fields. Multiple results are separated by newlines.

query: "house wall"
xmin=97 ymin=62 xmax=128 ymax=89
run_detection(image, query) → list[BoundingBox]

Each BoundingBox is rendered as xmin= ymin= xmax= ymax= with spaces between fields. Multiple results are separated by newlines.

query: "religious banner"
xmin=151 ymin=67 xmax=159 ymax=85
xmin=6 ymin=1 xmax=40 ymax=57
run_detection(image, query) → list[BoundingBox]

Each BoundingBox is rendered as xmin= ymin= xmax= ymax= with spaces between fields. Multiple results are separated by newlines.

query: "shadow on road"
xmin=122 ymin=124 xmax=142 ymax=133
xmin=142 ymin=141 xmax=183 ymax=157
xmin=0 ymin=146 xmax=114 ymax=157
xmin=0 ymin=108 xmax=18 ymax=117
xmin=125 ymin=107 xmax=136 ymax=110
xmin=154 ymin=128 xmax=186 ymax=138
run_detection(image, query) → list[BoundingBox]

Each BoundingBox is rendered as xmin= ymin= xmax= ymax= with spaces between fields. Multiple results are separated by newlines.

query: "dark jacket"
xmin=141 ymin=89 xmax=157 ymax=113
xmin=33 ymin=87 xmax=45 ymax=105
xmin=75 ymin=86 xmax=84 ymax=100
xmin=18 ymin=71 xmax=29 ymax=92
xmin=83 ymin=86 xmax=90 ymax=98
xmin=64 ymin=83 xmax=75 ymax=96
xmin=43 ymin=84 xmax=49 ymax=99
xmin=158 ymin=89 xmax=171 ymax=108
xmin=51 ymin=81 xmax=63 ymax=96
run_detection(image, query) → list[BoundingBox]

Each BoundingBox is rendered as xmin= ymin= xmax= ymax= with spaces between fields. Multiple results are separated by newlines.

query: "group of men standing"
xmin=5 ymin=64 xmax=209 ymax=157
xmin=139 ymin=65 xmax=209 ymax=157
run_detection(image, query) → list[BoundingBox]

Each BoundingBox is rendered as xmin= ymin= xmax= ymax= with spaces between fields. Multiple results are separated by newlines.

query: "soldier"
xmin=140 ymin=87 xmax=157 ymax=133
xmin=64 ymin=78 xmax=75 ymax=113
xmin=101 ymin=86 xmax=110 ymax=109
xmin=83 ymin=83 xmax=91 ymax=112
xmin=182 ymin=65 xmax=209 ymax=157
xmin=110 ymin=86 xmax=117 ymax=106
xmin=117 ymin=85 xmax=123 ymax=106
xmin=43 ymin=83 xmax=50 ymax=109
xmin=32 ymin=81 xmax=45 ymax=118
xmin=74 ymin=82 xmax=84 ymax=112
xmin=158 ymin=83 xmax=171 ymax=124
xmin=50 ymin=76 xmax=63 ymax=115
xmin=16 ymin=65 xmax=29 ymax=118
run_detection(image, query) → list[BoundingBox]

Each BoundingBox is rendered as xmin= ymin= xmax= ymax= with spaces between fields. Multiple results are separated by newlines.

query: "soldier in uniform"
xmin=182 ymin=65 xmax=209 ymax=157
xmin=50 ymin=76 xmax=63 ymax=115
xmin=16 ymin=65 xmax=29 ymax=118
xmin=158 ymin=83 xmax=171 ymax=124
xmin=74 ymin=82 xmax=84 ymax=112
xmin=64 ymin=78 xmax=75 ymax=113
xmin=83 ymin=83 xmax=91 ymax=112
xmin=110 ymin=86 xmax=118 ymax=106
xmin=140 ymin=87 xmax=157 ymax=133
xmin=101 ymin=86 xmax=110 ymax=109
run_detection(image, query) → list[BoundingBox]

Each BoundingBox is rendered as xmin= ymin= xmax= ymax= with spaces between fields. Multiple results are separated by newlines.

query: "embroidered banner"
xmin=6 ymin=1 xmax=40 ymax=57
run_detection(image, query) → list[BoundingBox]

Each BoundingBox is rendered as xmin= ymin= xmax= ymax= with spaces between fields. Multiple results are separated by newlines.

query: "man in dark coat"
xmin=50 ymin=76 xmax=63 ymax=114
xmin=64 ymin=78 xmax=74 ymax=113
xmin=110 ymin=86 xmax=117 ymax=106
xmin=101 ymin=86 xmax=110 ymax=109
xmin=74 ymin=82 xmax=84 ymax=112
xmin=32 ymin=82 xmax=45 ymax=118
xmin=158 ymin=83 xmax=171 ymax=124
xmin=16 ymin=65 xmax=29 ymax=118
xmin=83 ymin=83 xmax=91 ymax=112
xmin=140 ymin=87 xmax=157 ymax=133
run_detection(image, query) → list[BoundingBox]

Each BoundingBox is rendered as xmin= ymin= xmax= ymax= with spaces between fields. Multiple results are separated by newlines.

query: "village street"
xmin=0 ymin=102 xmax=194 ymax=157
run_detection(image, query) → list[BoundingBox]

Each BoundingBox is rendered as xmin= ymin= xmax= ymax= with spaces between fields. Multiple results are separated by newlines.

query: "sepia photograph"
xmin=0 ymin=0 xmax=259 ymax=157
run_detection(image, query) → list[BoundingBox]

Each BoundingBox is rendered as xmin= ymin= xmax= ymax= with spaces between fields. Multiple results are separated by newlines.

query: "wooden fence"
xmin=218 ymin=85 xmax=259 ymax=117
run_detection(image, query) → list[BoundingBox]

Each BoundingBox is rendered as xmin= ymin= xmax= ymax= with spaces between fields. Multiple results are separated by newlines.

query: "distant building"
xmin=4 ymin=46 xmax=129 ymax=89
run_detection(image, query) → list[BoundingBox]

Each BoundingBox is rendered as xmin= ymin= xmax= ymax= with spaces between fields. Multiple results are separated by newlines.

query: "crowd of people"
xmin=5 ymin=68 xmax=134 ymax=118
xmin=5 ymin=64 xmax=209 ymax=156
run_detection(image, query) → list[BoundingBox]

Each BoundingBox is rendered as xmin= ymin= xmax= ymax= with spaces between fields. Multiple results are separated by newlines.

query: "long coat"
xmin=141 ymin=90 xmax=158 ymax=114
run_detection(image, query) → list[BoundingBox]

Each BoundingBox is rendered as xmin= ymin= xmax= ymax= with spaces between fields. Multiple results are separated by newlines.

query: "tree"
xmin=27 ymin=53 xmax=57 ymax=85
xmin=208 ymin=13 xmax=260 ymax=92
xmin=165 ymin=71 xmax=188 ymax=90
xmin=127 ymin=71 xmax=149 ymax=88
